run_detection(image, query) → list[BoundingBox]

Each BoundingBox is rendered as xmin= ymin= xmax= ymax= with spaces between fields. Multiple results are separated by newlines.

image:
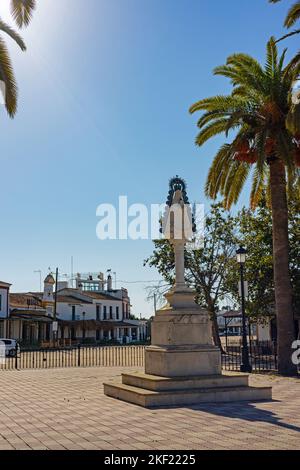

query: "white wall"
xmin=257 ymin=321 xmax=271 ymax=342
xmin=0 ymin=288 xmax=8 ymax=319
xmin=57 ymin=299 xmax=124 ymax=321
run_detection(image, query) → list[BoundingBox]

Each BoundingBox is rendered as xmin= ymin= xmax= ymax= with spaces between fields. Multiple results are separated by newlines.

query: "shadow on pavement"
xmin=179 ymin=400 xmax=300 ymax=434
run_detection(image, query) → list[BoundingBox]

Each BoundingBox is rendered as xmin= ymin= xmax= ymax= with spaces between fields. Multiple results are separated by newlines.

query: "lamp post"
xmin=236 ymin=246 xmax=252 ymax=373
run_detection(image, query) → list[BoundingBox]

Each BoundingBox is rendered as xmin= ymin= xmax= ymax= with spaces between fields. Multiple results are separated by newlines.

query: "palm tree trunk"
xmin=269 ymin=159 xmax=297 ymax=375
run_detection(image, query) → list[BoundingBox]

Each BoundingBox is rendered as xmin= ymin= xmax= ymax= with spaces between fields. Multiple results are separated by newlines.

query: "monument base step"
xmin=103 ymin=373 xmax=272 ymax=408
xmin=122 ymin=371 xmax=249 ymax=391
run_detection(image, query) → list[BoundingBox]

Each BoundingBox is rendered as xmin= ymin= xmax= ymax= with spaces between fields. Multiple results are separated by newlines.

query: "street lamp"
xmin=236 ymin=246 xmax=252 ymax=373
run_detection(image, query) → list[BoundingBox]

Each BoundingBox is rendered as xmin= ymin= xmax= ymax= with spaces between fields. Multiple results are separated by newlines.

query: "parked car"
xmin=0 ymin=339 xmax=20 ymax=357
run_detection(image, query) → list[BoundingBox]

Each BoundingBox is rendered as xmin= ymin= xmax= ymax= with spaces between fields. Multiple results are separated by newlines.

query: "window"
xmin=96 ymin=305 xmax=100 ymax=321
xmin=109 ymin=306 xmax=113 ymax=319
xmin=0 ymin=294 xmax=2 ymax=311
xmin=103 ymin=306 xmax=107 ymax=320
xmin=116 ymin=306 xmax=119 ymax=320
xmin=72 ymin=306 xmax=76 ymax=321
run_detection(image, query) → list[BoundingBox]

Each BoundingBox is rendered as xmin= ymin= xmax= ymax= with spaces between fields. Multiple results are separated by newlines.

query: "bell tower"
xmin=43 ymin=273 xmax=55 ymax=316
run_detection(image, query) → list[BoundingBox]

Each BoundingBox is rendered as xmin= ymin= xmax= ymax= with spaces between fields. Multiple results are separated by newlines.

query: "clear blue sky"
xmin=0 ymin=0 xmax=298 ymax=317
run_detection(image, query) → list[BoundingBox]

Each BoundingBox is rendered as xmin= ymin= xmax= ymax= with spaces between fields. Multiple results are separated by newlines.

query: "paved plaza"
xmin=0 ymin=367 xmax=299 ymax=450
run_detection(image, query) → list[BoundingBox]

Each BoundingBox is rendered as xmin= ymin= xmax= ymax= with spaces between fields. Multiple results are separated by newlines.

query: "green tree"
xmin=225 ymin=196 xmax=299 ymax=329
xmin=145 ymin=204 xmax=237 ymax=351
xmin=223 ymin=203 xmax=274 ymax=322
xmin=0 ymin=0 xmax=36 ymax=116
xmin=189 ymin=39 xmax=300 ymax=375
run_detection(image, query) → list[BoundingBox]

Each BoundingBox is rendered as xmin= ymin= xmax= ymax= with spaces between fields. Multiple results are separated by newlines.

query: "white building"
xmin=217 ymin=309 xmax=242 ymax=337
xmin=9 ymin=275 xmax=55 ymax=344
xmin=217 ymin=309 xmax=277 ymax=345
xmin=0 ymin=281 xmax=11 ymax=337
xmin=7 ymin=272 xmax=146 ymax=346
xmin=56 ymin=273 xmax=146 ymax=343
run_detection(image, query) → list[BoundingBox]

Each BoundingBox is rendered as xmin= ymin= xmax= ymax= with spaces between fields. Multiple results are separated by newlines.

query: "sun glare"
xmin=0 ymin=0 xmax=14 ymax=24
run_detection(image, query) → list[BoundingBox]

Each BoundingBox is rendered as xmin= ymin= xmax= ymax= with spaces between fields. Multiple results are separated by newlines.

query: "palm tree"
xmin=0 ymin=0 xmax=36 ymax=117
xmin=270 ymin=1 xmax=300 ymax=40
xmin=189 ymin=38 xmax=300 ymax=376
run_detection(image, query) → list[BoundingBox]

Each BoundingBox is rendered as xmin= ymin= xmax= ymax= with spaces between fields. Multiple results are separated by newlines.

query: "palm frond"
xmin=189 ymin=95 xmax=245 ymax=114
xmin=269 ymin=0 xmax=300 ymax=29
xmin=0 ymin=19 xmax=26 ymax=50
xmin=285 ymin=1 xmax=300 ymax=27
xmin=222 ymin=162 xmax=251 ymax=209
xmin=195 ymin=119 xmax=234 ymax=146
xmin=191 ymin=34 xmax=298 ymax=208
xmin=10 ymin=0 xmax=36 ymax=28
xmin=276 ymin=28 xmax=300 ymax=41
xmin=0 ymin=37 xmax=17 ymax=117
xmin=205 ymin=144 xmax=233 ymax=199
xmin=250 ymin=165 xmax=267 ymax=209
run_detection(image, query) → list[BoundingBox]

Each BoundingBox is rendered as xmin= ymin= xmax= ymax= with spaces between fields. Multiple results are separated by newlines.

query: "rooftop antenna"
xmin=71 ymin=256 xmax=74 ymax=288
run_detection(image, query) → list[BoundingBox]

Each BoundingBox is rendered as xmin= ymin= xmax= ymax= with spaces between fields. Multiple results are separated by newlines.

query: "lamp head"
xmin=236 ymin=246 xmax=247 ymax=264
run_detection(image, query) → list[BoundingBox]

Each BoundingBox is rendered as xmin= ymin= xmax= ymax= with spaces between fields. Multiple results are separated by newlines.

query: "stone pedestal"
xmin=145 ymin=290 xmax=221 ymax=377
xmin=145 ymin=345 xmax=221 ymax=377
xmin=103 ymin=288 xmax=272 ymax=407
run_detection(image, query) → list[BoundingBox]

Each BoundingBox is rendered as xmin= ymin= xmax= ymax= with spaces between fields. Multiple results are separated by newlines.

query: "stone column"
xmin=173 ymin=240 xmax=186 ymax=290
xmin=128 ymin=327 xmax=132 ymax=343
xmin=116 ymin=327 xmax=120 ymax=342
xmin=34 ymin=324 xmax=39 ymax=342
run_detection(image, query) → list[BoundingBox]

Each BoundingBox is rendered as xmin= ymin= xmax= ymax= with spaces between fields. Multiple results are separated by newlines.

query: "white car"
xmin=0 ymin=339 xmax=20 ymax=357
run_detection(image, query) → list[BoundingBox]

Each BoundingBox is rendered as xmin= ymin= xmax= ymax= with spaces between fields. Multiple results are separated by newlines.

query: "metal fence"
xmin=221 ymin=342 xmax=277 ymax=372
xmin=0 ymin=345 xmax=146 ymax=371
xmin=0 ymin=343 xmax=278 ymax=373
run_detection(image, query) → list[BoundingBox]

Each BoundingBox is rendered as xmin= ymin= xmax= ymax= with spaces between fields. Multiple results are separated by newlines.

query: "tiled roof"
xmin=44 ymin=274 xmax=55 ymax=284
xmin=57 ymin=288 xmax=123 ymax=302
xmin=10 ymin=293 xmax=43 ymax=309
xmin=58 ymin=319 xmax=139 ymax=328
xmin=10 ymin=310 xmax=52 ymax=322
xmin=82 ymin=291 xmax=122 ymax=301
xmin=56 ymin=295 xmax=92 ymax=305
xmin=0 ymin=281 xmax=11 ymax=287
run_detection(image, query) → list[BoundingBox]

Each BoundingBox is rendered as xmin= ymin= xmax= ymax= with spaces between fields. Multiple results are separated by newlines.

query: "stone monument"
xmin=104 ymin=177 xmax=272 ymax=407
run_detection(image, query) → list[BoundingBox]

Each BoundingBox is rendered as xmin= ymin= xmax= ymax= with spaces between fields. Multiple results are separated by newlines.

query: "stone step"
xmin=103 ymin=381 xmax=272 ymax=408
xmin=122 ymin=371 xmax=249 ymax=391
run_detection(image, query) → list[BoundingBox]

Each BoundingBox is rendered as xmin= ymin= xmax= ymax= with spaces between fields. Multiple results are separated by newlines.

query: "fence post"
xmin=15 ymin=345 xmax=18 ymax=370
xmin=77 ymin=344 xmax=81 ymax=367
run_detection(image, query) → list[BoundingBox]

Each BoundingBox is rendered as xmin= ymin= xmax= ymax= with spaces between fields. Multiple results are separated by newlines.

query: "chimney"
xmin=76 ymin=273 xmax=82 ymax=290
xmin=98 ymin=272 xmax=105 ymax=291
xmin=107 ymin=274 xmax=112 ymax=291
